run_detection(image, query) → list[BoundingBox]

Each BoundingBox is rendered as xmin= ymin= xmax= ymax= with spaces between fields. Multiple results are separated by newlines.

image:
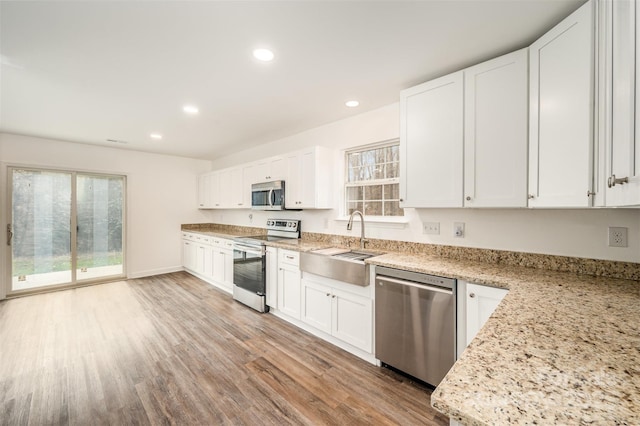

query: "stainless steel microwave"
xmin=251 ymin=180 xmax=285 ymax=210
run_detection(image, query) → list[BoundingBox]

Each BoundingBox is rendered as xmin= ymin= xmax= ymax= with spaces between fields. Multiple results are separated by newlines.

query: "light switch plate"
xmin=423 ymin=222 xmax=440 ymax=235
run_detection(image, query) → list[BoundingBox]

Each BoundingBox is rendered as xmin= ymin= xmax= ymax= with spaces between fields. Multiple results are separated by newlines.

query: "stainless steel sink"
xmin=299 ymin=248 xmax=379 ymax=287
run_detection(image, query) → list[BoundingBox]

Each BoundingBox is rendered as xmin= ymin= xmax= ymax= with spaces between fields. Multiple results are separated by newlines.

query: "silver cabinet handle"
xmin=469 ymin=293 xmax=476 ymax=298
xmin=286 ymin=255 xmax=294 ymax=260
xmin=608 ymin=175 xmax=629 ymax=188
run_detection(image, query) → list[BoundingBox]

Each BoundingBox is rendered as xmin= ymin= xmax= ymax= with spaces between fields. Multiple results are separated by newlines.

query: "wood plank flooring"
xmin=0 ymin=272 xmax=449 ymax=425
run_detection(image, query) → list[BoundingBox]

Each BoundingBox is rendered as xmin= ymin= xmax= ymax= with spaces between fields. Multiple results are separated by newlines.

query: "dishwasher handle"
xmin=376 ymin=275 xmax=453 ymax=295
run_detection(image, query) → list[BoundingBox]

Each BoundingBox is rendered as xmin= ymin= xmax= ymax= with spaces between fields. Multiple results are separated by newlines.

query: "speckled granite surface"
xmin=367 ymin=253 xmax=640 ymax=425
xmin=183 ymin=223 xmax=640 ymax=424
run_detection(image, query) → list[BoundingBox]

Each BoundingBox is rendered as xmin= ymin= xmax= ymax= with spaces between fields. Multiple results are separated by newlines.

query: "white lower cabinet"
xmin=277 ymin=250 xmax=301 ymax=319
xmin=457 ymin=281 xmax=508 ymax=358
xmin=301 ymin=275 xmax=373 ymax=353
xmin=181 ymin=232 xmax=234 ymax=294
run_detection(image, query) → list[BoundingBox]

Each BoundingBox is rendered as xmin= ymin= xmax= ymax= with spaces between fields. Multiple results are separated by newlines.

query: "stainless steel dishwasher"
xmin=375 ymin=266 xmax=456 ymax=387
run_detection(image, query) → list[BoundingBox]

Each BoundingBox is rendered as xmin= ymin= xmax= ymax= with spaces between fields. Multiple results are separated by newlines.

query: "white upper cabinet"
xmin=252 ymin=157 xmax=286 ymax=183
xmin=286 ymin=146 xmax=334 ymax=209
xmin=464 ymin=49 xmax=529 ymax=207
xmin=529 ymin=1 xmax=595 ymax=208
xmin=400 ymin=71 xmax=464 ymax=208
xmin=197 ymin=172 xmax=212 ymax=209
xmin=605 ymin=0 xmax=640 ymax=206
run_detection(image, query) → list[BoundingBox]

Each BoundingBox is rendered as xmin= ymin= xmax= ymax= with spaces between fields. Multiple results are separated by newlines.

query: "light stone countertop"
xmin=181 ymin=229 xmax=640 ymax=423
xmin=367 ymin=253 xmax=640 ymax=425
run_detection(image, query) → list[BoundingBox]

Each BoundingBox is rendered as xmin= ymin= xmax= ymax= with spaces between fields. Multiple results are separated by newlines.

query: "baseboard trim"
xmin=128 ymin=266 xmax=184 ymax=279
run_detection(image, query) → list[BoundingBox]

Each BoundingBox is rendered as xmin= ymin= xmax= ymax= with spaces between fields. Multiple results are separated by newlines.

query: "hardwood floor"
xmin=0 ymin=272 xmax=449 ymax=425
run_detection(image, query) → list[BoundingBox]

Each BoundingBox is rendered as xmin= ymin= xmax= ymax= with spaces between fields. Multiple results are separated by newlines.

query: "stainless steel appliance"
xmin=232 ymin=219 xmax=300 ymax=312
xmin=375 ymin=266 xmax=456 ymax=387
xmin=251 ymin=181 xmax=286 ymax=210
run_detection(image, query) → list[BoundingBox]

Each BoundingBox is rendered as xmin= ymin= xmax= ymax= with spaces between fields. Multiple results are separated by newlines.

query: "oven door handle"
xmin=233 ymin=244 xmax=264 ymax=256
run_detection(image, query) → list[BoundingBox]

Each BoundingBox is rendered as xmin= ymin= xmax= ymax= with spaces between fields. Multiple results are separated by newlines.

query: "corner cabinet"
xmin=457 ymin=281 xmax=508 ymax=359
xmin=528 ymin=0 xmax=595 ymax=208
xmin=605 ymin=0 xmax=640 ymax=206
xmin=400 ymin=71 xmax=464 ymax=208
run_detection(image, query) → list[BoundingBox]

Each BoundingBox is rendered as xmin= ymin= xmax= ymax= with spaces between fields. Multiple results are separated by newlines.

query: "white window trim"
xmin=341 ymin=139 xmax=405 ymax=225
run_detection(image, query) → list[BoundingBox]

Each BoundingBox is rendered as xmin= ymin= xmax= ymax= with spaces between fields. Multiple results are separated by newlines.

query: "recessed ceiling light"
xmin=345 ymin=100 xmax=360 ymax=108
xmin=150 ymin=133 xmax=163 ymax=140
xmin=183 ymin=105 xmax=199 ymax=114
xmin=253 ymin=48 xmax=274 ymax=62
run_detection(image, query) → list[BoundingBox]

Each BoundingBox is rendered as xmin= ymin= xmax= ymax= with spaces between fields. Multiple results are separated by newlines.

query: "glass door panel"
xmin=11 ymin=169 xmax=72 ymax=291
xmin=76 ymin=174 xmax=124 ymax=280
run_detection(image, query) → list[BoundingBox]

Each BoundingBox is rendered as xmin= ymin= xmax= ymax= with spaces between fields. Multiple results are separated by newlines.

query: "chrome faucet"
xmin=347 ymin=210 xmax=367 ymax=249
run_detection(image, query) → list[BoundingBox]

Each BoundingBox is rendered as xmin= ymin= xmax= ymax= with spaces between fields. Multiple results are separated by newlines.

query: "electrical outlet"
xmin=454 ymin=222 xmax=465 ymax=238
xmin=608 ymin=227 xmax=628 ymax=247
xmin=423 ymin=222 xmax=440 ymax=235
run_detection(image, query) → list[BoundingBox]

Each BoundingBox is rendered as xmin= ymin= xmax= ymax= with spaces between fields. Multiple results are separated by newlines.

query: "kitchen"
xmin=1 ymin=0 xmax=639 ymax=425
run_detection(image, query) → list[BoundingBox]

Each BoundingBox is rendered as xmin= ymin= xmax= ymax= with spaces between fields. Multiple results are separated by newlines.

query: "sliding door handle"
xmin=7 ymin=224 xmax=13 ymax=246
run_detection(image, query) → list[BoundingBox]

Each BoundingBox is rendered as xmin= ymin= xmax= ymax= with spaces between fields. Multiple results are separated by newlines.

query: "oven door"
xmin=233 ymin=244 xmax=266 ymax=294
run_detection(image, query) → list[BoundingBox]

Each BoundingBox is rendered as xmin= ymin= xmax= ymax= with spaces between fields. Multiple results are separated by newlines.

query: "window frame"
xmin=343 ymin=139 xmax=404 ymax=219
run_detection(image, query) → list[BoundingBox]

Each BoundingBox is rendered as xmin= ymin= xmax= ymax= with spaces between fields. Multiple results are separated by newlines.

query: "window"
xmin=345 ymin=141 xmax=403 ymax=217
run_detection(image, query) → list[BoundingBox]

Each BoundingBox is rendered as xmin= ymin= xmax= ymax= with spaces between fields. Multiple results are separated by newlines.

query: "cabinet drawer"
xmin=211 ymin=237 xmax=233 ymax=249
xmin=182 ymin=232 xmax=198 ymax=242
xmin=193 ymin=234 xmax=211 ymax=244
xmin=279 ymin=249 xmax=300 ymax=266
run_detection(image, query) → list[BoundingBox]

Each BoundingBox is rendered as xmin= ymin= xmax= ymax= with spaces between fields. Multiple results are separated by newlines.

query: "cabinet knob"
xmin=399 ymin=198 xmax=404 ymax=202
xmin=332 ymin=295 xmax=336 ymax=299
xmin=326 ymin=293 xmax=331 ymax=297
xmin=527 ymin=194 xmax=535 ymax=199
xmin=466 ymin=196 xmax=471 ymax=201
xmin=469 ymin=293 xmax=476 ymax=298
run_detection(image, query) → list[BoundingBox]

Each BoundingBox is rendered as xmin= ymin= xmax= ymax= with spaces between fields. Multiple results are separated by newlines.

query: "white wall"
xmin=0 ymin=133 xmax=212 ymax=298
xmin=205 ymin=103 xmax=640 ymax=264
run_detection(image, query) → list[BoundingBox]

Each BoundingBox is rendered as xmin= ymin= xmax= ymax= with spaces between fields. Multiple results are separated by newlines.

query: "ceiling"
xmin=1 ymin=0 xmax=586 ymax=160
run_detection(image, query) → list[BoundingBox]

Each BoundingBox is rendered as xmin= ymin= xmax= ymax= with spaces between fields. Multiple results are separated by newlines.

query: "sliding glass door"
xmin=8 ymin=168 xmax=125 ymax=293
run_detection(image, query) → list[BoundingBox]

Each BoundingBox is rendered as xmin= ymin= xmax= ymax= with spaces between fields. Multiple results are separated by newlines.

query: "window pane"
xmin=345 ymin=142 xmax=402 ymax=217
xmin=346 ymin=186 xmax=363 ymax=201
xmin=347 ymin=202 xmax=363 ymax=215
xmin=77 ymin=175 xmax=124 ymax=280
xmin=384 ymin=201 xmax=403 ymax=216
xmin=365 ymin=201 xmax=383 ymax=216
xmin=365 ymin=185 xmax=382 ymax=200
xmin=384 ymin=183 xmax=400 ymax=199
xmin=388 ymin=145 xmax=399 ymax=162
xmin=386 ymin=162 xmax=398 ymax=179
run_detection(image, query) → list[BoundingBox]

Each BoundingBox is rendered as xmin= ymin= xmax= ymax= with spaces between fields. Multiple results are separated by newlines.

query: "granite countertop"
xmin=182 ymin=229 xmax=262 ymax=239
xmin=367 ymin=253 xmax=640 ymax=425
xmin=182 ymin=229 xmax=640 ymax=423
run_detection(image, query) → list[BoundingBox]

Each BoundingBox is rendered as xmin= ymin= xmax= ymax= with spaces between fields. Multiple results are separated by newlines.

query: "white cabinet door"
xmin=529 ymin=1 xmax=594 ymax=207
xmin=400 ymin=71 xmax=464 ymax=207
xmin=278 ymin=264 xmax=301 ymax=319
xmin=606 ymin=0 xmax=640 ymax=206
xmin=301 ymin=279 xmax=332 ymax=334
xmin=285 ymin=152 xmax=302 ymax=209
xmin=220 ymin=248 xmax=234 ymax=291
xmin=211 ymin=249 xmax=225 ymax=285
xmin=464 ymin=49 xmax=529 ymax=207
xmin=266 ymin=247 xmax=278 ymax=308
xmin=197 ymin=172 xmax=213 ymax=209
xmin=465 ymin=283 xmax=508 ymax=347
xmin=182 ymin=240 xmax=197 ymax=271
xmin=332 ymin=287 xmax=372 ymax=353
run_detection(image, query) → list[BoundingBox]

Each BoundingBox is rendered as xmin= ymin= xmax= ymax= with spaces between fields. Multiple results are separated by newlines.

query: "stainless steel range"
xmin=232 ymin=219 xmax=300 ymax=312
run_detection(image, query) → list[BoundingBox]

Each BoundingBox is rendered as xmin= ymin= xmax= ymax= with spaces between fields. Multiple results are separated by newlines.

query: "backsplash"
xmin=182 ymin=223 xmax=640 ymax=281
